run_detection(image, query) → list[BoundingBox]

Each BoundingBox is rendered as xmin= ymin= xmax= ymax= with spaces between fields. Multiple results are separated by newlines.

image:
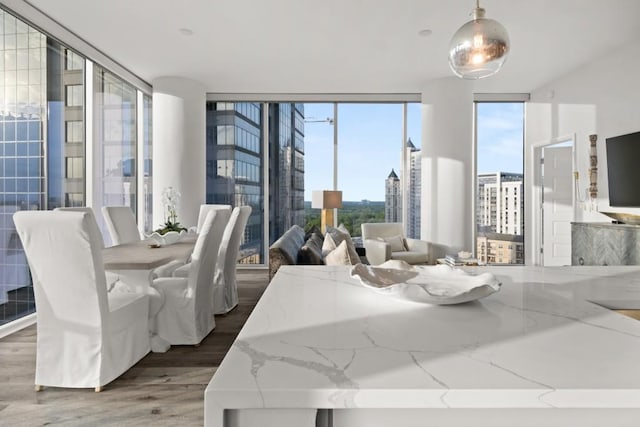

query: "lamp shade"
xmin=312 ymin=190 xmax=343 ymax=209
xmin=448 ymin=5 xmax=510 ymax=79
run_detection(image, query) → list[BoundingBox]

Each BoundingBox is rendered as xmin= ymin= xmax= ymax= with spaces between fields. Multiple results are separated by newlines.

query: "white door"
xmin=542 ymin=145 xmax=573 ymax=266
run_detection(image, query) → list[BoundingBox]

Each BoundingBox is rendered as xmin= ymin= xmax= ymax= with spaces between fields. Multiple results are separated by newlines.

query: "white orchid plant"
xmin=155 ymin=186 xmax=187 ymax=234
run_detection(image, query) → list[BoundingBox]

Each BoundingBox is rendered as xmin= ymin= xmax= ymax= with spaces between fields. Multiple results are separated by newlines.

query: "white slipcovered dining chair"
xmin=55 ymin=206 xmax=122 ymax=289
xmin=153 ymin=204 xmax=232 ymax=279
xmin=13 ymin=210 xmax=150 ymax=392
xmin=171 ymin=206 xmax=231 ymax=278
xmin=151 ymin=210 xmax=226 ymax=345
xmin=190 ymin=204 xmax=232 ymax=234
xmin=102 ymin=206 xmax=141 ymax=246
xmin=54 ymin=207 xmax=105 ymax=248
xmin=213 ymin=205 xmax=252 ymax=314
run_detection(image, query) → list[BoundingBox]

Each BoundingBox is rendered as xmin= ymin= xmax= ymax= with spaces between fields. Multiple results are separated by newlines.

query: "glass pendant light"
xmin=448 ymin=0 xmax=510 ymax=79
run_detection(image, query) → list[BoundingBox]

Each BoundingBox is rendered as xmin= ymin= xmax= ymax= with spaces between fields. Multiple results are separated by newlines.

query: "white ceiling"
xmin=24 ymin=0 xmax=640 ymax=94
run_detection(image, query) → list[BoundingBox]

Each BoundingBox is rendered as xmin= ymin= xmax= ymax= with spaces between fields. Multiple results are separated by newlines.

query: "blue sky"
xmin=476 ymin=102 xmax=524 ymax=176
xmin=303 ymin=102 xmax=523 ymax=201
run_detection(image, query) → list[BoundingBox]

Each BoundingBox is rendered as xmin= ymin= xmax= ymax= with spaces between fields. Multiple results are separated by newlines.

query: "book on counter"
xmin=444 ymin=254 xmax=479 ymax=266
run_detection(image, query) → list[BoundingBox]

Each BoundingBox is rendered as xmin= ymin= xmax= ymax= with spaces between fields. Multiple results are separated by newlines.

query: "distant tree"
xmin=303 ymin=200 xmax=385 ymax=237
xmin=337 ymin=213 xmax=355 ymax=235
xmin=305 ymin=214 xmax=320 ymax=231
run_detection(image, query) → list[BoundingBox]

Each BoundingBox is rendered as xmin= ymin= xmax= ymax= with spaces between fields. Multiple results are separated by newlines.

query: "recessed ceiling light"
xmin=179 ymin=28 xmax=194 ymax=36
xmin=418 ymin=29 xmax=433 ymax=37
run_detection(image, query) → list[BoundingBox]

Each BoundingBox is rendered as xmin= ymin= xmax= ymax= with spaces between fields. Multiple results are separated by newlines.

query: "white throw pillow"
xmin=321 ymin=232 xmax=338 ymax=256
xmin=322 ymin=226 xmax=360 ymax=262
xmin=378 ymin=235 xmax=407 ymax=252
xmin=324 ymin=240 xmax=358 ymax=265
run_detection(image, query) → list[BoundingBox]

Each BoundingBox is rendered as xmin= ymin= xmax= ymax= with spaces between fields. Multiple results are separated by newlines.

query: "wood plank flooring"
xmin=0 ymin=269 xmax=269 ymax=427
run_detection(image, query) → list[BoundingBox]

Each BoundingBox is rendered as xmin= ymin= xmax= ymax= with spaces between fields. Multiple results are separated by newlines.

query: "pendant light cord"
xmin=472 ymin=0 xmax=485 ymax=19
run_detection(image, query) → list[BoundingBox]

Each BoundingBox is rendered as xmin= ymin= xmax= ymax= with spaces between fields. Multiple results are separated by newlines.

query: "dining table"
xmin=102 ymin=234 xmax=198 ymax=352
xmin=103 ymin=235 xmax=197 ymax=288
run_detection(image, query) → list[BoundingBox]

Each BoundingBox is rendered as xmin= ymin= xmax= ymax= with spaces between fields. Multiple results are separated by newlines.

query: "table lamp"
xmin=312 ymin=190 xmax=343 ymax=234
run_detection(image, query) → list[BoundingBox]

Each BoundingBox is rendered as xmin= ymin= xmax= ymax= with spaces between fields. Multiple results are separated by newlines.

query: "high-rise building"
xmin=382 ymin=139 xmax=421 ymax=235
xmin=404 ymin=138 xmax=421 ymax=238
xmin=385 ymin=169 xmax=401 ymax=222
xmin=0 ymin=11 xmax=86 ymax=325
xmin=270 ymin=103 xmax=305 ymax=241
xmin=477 ymin=172 xmax=524 ymax=235
xmin=205 ymin=102 xmax=305 ymax=263
xmin=477 ymin=172 xmax=524 ymax=265
xmin=476 ymin=232 xmax=524 ymax=265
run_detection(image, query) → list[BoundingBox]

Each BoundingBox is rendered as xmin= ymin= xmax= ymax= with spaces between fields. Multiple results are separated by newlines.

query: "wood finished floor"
xmin=0 ymin=269 xmax=269 ymax=427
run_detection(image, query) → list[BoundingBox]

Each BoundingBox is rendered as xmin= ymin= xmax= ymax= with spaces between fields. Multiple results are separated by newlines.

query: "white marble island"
xmin=205 ymin=265 xmax=640 ymax=426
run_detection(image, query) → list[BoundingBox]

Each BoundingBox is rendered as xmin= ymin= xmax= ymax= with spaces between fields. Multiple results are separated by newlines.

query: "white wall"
xmin=419 ymin=39 xmax=640 ymax=265
xmin=421 ymin=77 xmax=474 ymax=260
xmin=152 ymin=77 xmax=206 ymax=229
xmin=525 ymin=39 xmax=640 ymax=264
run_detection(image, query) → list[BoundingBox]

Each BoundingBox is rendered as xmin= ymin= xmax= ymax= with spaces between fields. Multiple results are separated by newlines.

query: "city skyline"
xmin=303 ymin=103 xmax=421 ymax=201
xmin=304 ymin=102 xmax=524 ymax=201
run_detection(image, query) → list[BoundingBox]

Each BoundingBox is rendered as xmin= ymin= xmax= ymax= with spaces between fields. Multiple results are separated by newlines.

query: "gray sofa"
xmin=268 ymin=224 xmax=368 ymax=281
xmin=268 ymin=225 xmax=324 ymax=280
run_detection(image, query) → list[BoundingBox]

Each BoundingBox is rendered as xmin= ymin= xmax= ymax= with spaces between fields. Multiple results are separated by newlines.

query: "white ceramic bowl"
xmin=350 ymin=263 xmax=501 ymax=305
xmin=146 ymin=230 xmax=186 ymax=246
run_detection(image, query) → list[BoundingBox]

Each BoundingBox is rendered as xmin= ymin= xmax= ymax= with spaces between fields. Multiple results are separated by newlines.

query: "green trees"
xmin=304 ymin=201 xmax=385 ymax=236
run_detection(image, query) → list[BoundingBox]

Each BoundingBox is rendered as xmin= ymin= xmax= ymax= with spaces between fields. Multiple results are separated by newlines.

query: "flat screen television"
xmin=606 ymin=131 xmax=640 ymax=207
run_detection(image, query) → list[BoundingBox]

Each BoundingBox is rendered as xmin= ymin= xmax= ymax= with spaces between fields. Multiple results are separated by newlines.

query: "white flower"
xmin=162 ymin=186 xmax=181 ymax=207
xmin=162 ymin=187 xmax=181 ymax=223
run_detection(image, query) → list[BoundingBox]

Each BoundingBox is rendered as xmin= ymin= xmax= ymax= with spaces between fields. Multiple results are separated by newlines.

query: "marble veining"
xmin=234 ymin=339 xmax=360 ymax=401
xmin=494 ymin=298 xmax=640 ymax=338
xmin=206 ymin=265 xmax=640 ymax=426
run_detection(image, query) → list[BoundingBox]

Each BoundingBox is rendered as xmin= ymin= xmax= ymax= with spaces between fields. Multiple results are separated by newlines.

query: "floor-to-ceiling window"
xmin=475 ymin=102 xmax=525 ymax=265
xmin=142 ymin=93 xmax=152 ymax=233
xmin=54 ymin=43 xmax=86 ymax=210
xmin=205 ymin=99 xmax=420 ymax=264
xmin=268 ymin=103 xmax=305 ymax=245
xmin=92 ymin=67 xmax=138 ymax=243
xmin=0 ymin=9 xmax=89 ymax=326
xmin=337 ymin=104 xmax=403 ymax=237
xmin=302 ymin=102 xmax=334 ymax=206
xmin=304 ymin=102 xmax=421 ymax=240
xmin=206 ymin=102 xmax=264 ymax=263
xmin=0 ymin=6 xmax=152 ymax=330
xmin=405 ymin=103 xmax=422 ymax=239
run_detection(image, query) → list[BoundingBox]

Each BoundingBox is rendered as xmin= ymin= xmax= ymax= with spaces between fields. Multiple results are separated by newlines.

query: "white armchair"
xmin=13 ymin=210 xmax=150 ymax=391
xmin=361 ymin=222 xmax=431 ymax=266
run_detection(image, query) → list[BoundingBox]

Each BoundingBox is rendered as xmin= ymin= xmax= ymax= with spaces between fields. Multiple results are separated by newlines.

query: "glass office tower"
xmin=269 ymin=103 xmax=305 ymax=243
xmin=205 ymin=102 xmax=305 ymax=264
xmin=0 ymin=10 xmax=85 ymax=325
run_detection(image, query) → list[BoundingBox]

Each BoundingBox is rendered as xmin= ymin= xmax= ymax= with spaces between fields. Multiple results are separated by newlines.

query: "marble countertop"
xmin=205 ymin=265 xmax=640 ymax=423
